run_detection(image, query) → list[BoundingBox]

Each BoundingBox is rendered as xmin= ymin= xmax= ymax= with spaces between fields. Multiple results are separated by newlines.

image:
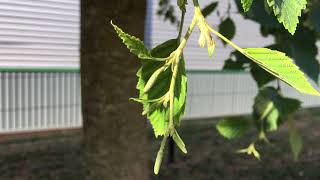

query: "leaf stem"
xmin=167 ymin=11 xmax=197 ymax=135
xmin=207 ymin=26 xmax=245 ymax=53
xmin=177 ymin=11 xmax=185 ymax=40
xmin=168 ymin=61 xmax=179 ymax=134
xmin=192 ymin=0 xmax=199 ymax=6
xmin=178 ymin=15 xmax=197 ymax=50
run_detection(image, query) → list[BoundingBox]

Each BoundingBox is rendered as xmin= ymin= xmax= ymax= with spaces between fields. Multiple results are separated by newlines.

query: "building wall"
xmin=0 ymin=0 xmax=79 ymax=70
xmin=0 ymin=0 xmax=81 ymax=133
xmin=0 ymin=0 xmax=320 ymax=133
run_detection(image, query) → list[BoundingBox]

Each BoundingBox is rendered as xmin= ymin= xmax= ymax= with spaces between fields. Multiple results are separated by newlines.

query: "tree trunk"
xmin=81 ymin=0 xmax=149 ymax=179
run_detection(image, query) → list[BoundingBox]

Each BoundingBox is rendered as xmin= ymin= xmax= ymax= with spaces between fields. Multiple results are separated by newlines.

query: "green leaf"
xmin=223 ymin=50 xmax=275 ymax=87
xmin=236 ymin=0 xmax=280 ymax=30
xmin=266 ymin=0 xmax=307 ymax=34
xmin=111 ymin=21 xmax=152 ymax=59
xmin=278 ymin=28 xmax=319 ymax=83
xmin=289 ymin=119 xmax=303 ymax=160
xmin=223 ymin=51 xmax=250 ymax=71
xmin=250 ymin=63 xmax=275 ymax=87
xmin=201 ymin=2 xmax=218 ymax=17
xmin=151 ymin=39 xmax=179 ymax=58
xmin=216 ymin=117 xmax=251 ymax=139
xmin=253 ymin=87 xmax=301 ymax=131
xmin=154 ymin=136 xmax=168 ymax=175
xmin=243 ymin=48 xmax=320 ymax=96
xmin=241 ymin=0 xmax=253 ymax=12
xmin=137 ymin=39 xmax=187 ymax=137
xmin=172 ymin=130 xmax=187 ymax=153
xmin=218 ymin=18 xmax=236 ymax=45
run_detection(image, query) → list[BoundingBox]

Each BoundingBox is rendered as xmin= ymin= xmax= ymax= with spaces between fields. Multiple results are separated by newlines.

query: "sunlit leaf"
xmin=216 ymin=117 xmax=251 ymax=139
xmin=137 ymin=39 xmax=187 ymax=137
xmin=243 ymin=48 xmax=320 ymax=96
xmin=266 ymin=0 xmax=307 ymax=34
xmin=111 ymin=21 xmax=151 ymax=59
xmin=241 ymin=0 xmax=253 ymax=12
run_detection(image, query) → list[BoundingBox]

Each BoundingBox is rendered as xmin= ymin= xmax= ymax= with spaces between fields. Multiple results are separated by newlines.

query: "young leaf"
xmin=111 ymin=21 xmax=152 ymax=59
xmin=154 ymin=136 xmax=168 ymax=175
xmin=172 ymin=130 xmax=187 ymax=153
xmin=201 ymin=2 xmax=218 ymax=17
xmin=266 ymin=0 xmax=307 ymax=34
xmin=137 ymin=39 xmax=187 ymax=137
xmin=289 ymin=119 xmax=303 ymax=160
xmin=243 ymin=48 xmax=320 ymax=96
xmin=253 ymin=87 xmax=301 ymax=132
xmin=216 ymin=117 xmax=251 ymax=139
xmin=241 ymin=0 xmax=253 ymax=12
xmin=218 ymin=18 xmax=236 ymax=46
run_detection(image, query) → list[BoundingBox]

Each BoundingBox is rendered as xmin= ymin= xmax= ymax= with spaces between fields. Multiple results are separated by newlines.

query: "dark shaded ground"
xmin=1 ymin=108 xmax=320 ymax=180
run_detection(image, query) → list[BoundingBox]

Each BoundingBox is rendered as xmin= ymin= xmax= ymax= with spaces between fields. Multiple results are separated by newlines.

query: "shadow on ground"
xmin=1 ymin=108 xmax=320 ymax=180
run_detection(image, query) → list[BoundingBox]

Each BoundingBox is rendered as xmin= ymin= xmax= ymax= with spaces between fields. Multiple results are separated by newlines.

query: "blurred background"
xmin=0 ymin=0 xmax=320 ymax=179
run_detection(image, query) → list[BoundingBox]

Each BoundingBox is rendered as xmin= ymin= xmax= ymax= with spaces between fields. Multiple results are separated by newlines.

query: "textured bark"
xmin=81 ymin=0 xmax=149 ymax=179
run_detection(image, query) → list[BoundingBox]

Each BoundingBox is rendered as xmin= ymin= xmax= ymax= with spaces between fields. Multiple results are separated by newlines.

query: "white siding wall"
xmin=0 ymin=72 xmax=82 ymax=133
xmin=0 ymin=0 xmax=81 ymax=133
xmin=0 ymin=0 xmax=79 ymax=69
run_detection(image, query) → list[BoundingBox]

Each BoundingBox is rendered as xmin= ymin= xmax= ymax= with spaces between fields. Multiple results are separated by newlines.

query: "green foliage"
xmin=253 ymin=87 xmax=301 ymax=132
xmin=218 ymin=18 xmax=236 ymax=45
xmin=136 ymin=39 xmax=187 ymax=137
xmin=216 ymin=117 xmax=251 ymax=139
xmin=277 ymin=28 xmax=319 ymax=83
xmin=250 ymin=63 xmax=276 ymax=87
xmin=112 ymin=0 xmax=320 ymax=173
xmin=289 ymin=119 xmax=303 ymax=160
xmin=201 ymin=2 xmax=218 ymax=17
xmin=241 ymin=0 xmax=253 ymax=12
xmin=172 ymin=130 xmax=187 ymax=153
xmin=111 ymin=21 xmax=151 ymax=59
xmin=243 ymin=48 xmax=320 ymax=96
xmin=266 ymin=0 xmax=307 ymax=34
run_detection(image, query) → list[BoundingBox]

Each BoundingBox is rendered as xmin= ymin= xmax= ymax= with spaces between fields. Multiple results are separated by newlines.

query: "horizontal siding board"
xmin=0 ymin=3 xmax=78 ymax=17
xmin=0 ymin=9 xmax=78 ymax=22
xmin=0 ymin=44 xmax=77 ymax=50
xmin=0 ymin=0 xmax=79 ymax=10
xmin=0 ymin=0 xmax=79 ymax=70
xmin=0 ymin=48 xmax=78 ymax=56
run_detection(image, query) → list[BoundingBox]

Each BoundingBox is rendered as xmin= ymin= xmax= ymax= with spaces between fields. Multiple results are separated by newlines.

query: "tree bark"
xmin=81 ymin=0 xmax=149 ymax=179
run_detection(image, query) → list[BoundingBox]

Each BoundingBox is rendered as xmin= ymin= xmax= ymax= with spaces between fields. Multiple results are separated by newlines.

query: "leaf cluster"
xmin=111 ymin=0 xmax=320 ymax=174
